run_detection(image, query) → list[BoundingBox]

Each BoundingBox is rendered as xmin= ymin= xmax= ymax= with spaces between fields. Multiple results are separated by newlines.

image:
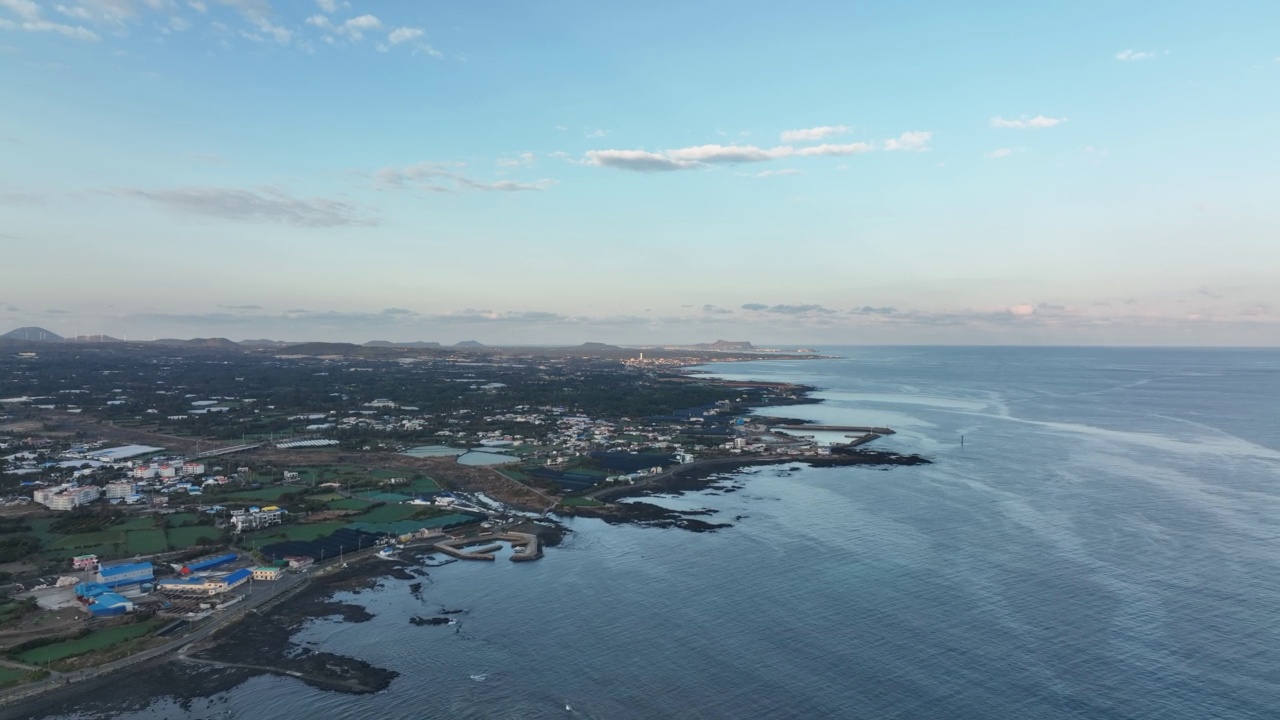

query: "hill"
xmin=153 ymin=338 xmax=241 ymax=349
xmin=1 ymin=327 xmax=63 ymax=342
xmin=453 ymin=340 xmax=486 ymax=348
xmin=365 ymin=340 xmax=443 ymax=348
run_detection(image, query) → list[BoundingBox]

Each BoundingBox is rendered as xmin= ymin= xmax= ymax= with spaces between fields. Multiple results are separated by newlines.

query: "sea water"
xmin=50 ymin=347 xmax=1280 ymax=719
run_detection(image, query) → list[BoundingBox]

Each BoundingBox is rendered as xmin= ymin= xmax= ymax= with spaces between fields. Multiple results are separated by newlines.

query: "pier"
xmin=433 ymin=531 xmax=542 ymax=562
xmin=771 ymin=425 xmax=895 ymax=434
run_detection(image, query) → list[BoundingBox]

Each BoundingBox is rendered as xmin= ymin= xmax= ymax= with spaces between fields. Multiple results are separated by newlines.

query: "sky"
xmin=1 ymin=0 xmax=1278 ymax=346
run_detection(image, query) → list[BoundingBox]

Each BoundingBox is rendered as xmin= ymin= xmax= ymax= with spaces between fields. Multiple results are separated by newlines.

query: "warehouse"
xmin=96 ymin=561 xmax=154 ymax=590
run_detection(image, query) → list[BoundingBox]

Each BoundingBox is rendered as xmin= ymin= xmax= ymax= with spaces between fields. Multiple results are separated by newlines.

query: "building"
xmin=103 ymin=481 xmax=137 ymax=499
xmin=179 ymin=553 xmax=238 ymax=574
xmin=33 ymin=484 xmax=102 ymax=510
xmin=71 ymin=554 xmax=98 ymax=570
xmin=284 ymin=556 xmax=314 ymax=570
xmin=157 ymin=568 xmax=252 ymax=596
xmin=132 ymin=465 xmax=159 ymax=480
xmin=181 ymin=462 xmax=205 ymax=476
xmin=230 ymin=507 xmax=285 ymax=533
xmin=87 ymin=592 xmax=134 ymax=616
xmin=252 ymin=567 xmax=283 ymax=581
xmin=96 ymin=561 xmax=154 ymax=589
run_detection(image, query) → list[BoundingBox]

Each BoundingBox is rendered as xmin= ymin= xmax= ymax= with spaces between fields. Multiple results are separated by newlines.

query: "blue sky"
xmin=2 ymin=0 xmax=1278 ymax=345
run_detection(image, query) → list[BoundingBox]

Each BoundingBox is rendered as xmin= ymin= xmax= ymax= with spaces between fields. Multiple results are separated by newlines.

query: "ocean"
xmin=45 ymin=347 xmax=1280 ymax=719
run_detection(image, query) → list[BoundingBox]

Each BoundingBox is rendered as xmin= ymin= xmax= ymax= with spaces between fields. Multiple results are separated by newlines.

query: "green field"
xmin=327 ymin=498 xmax=373 ymax=511
xmin=165 ymin=512 xmax=199 ymax=527
xmin=560 ymin=496 xmax=604 ymax=507
xmin=49 ymin=530 xmax=126 ymax=551
xmin=115 ymin=517 xmax=157 ymax=532
xmin=16 ymin=620 xmax=162 ymax=665
xmin=407 ymin=477 xmax=441 ymax=493
xmin=221 ymin=486 xmax=293 ymax=501
xmin=165 ymin=526 xmax=219 ymax=547
xmin=242 ymin=521 xmax=348 ymax=543
xmin=0 ymin=666 xmax=35 ymax=687
xmin=306 ymin=493 xmax=344 ymax=502
xmin=351 ymin=504 xmax=421 ymax=524
xmin=125 ymin=529 xmax=168 ymax=554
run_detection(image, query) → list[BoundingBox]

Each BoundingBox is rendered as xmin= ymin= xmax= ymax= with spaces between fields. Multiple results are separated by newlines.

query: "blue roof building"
xmin=183 ymin=553 xmax=237 ymax=573
xmin=95 ymin=562 xmax=154 ymax=589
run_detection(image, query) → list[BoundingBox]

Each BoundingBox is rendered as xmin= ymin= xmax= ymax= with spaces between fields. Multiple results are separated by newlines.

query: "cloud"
xmin=375 ymin=161 xmax=555 ymax=193
xmin=1008 ymin=304 xmax=1036 ymax=316
xmin=780 ymin=125 xmax=849 ymax=143
xmin=115 ymin=185 xmax=376 ymax=227
xmin=1 ymin=0 xmax=40 ymax=22
xmin=436 ymin=309 xmax=570 ymax=324
xmin=1115 ymin=49 xmax=1155 ymax=61
xmin=0 ymin=0 xmax=100 ymax=40
xmin=583 ymin=149 xmax=693 ymax=172
xmin=851 ymin=306 xmax=897 ymax=315
xmin=218 ymin=304 xmax=263 ymax=311
xmin=881 ymin=131 xmax=932 ymax=151
xmin=586 ymin=128 xmax=608 ymax=139
xmin=497 ymin=152 xmax=536 ymax=168
xmin=387 ymin=26 xmax=421 ymax=44
xmin=985 ymin=148 xmax=1014 ymax=159
xmin=795 ymin=142 xmax=874 ymax=156
xmin=1198 ymin=286 xmax=1224 ymax=300
xmin=753 ymin=169 xmax=800 ymax=178
xmin=701 ymin=305 xmax=734 ymax=314
xmin=740 ymin=303 xmax=835 ymax=315
xmin=216 ymin=0 xmax=291 ymax=44
xmin=1037 ymin=303 xmax=1066 ymax=312
xmin=315 ymin=0 xmax=336 ymax=11
xmin=990 ymin=115 xmax=1067 ymax=129
xmin=307 ymin=12 xmax=379 ymax=40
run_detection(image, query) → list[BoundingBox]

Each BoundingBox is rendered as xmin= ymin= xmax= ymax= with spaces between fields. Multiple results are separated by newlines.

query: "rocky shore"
xmin=557 ymin=449 xmax=931 ymax=531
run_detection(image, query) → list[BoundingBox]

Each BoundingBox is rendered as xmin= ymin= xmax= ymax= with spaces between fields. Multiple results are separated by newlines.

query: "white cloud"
xmin=1115 ymin=49 xmax=1155 ymax=61
xmin=586 ymin=131 xmax=929 ymax=171
xmin=188 ymin=1 xmax=206 ymax=11
xmin=387 ymin=26 xmax=421 ymax=44
xmin=315 ymin=0 xmax=336 ymax=11
xmin=117 ymin=185 xmax=376 ymax=227
xmin=0 ymin=0 xmax=41 ymax=22
xmin=984 ymin=148 xmax=1013 ymax=159
xmin=0 ymin=16 xmax=101 ymax=40
xmin=375 ymin=160 xmax=554 ymax=193
xmin=881 ymin=131 xmax=931 ymax=151
xmin=586 ymin=128 xmax=608 ymax=138
xmin=990 ymin=115 xmax=1066 ymax=129
xmin=780 ymin=125 xmax=848 ymax=143
xmin=753 ymin=169 xmax=800 ymax=178
xmin=795 ymin=141 xmax=873 ymax=156
xmin=497 ymin=152 xmax=536 ymax=167
xmin=664 ymin=144 xmax=792 ymax=164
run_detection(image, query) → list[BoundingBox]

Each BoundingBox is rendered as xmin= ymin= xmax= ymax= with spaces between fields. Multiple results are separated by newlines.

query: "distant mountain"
xmin=239 ymin=339 xmax=290 ymax=347
xmin=453 ymin=340 xmax=486 ymax=348
xmin=576 ymin=342 xmax=622 ymax=351
xmin=692 ymin=340 xmax=755 ymax=352
xmin=365 ymin=340 xmax=442 ymax=348
xmin=1 ymin=327 xmax=63 ymax=342
xmin=153 ymin=338 xmax=241 ymax=349
xmin=70 ymin=335 xmax=123 ymax=343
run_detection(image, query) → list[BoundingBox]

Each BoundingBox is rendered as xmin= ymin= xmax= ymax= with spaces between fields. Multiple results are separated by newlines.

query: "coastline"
xmin=2 ymin=357 xmax=931 ymax=716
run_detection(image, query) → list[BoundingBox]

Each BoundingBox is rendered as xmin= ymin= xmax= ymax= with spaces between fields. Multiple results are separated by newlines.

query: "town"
xmin=0 ymin=335 xmax=901 ymax=696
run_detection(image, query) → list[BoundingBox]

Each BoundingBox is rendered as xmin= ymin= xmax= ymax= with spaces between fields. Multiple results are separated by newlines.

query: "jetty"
xmin=433 ymin=531 xmax=542 ymax=562
xmin=771 ymin=425 xmax=895 ymax=434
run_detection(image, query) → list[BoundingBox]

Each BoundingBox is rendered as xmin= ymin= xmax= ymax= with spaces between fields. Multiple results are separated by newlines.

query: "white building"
xmin=33 ymin=484 xmax=102 ymax=510
xmin=103 ymin=481 xmax=137 ymax=500
xmin=230 ymin=507 xmax=286 ymax=532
